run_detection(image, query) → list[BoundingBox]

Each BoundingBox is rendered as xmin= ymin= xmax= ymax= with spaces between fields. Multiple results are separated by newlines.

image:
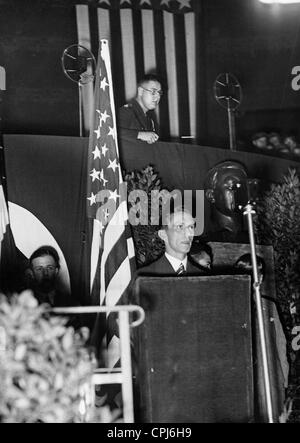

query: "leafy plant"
xmin=254 ymin=168 xmax=300 ymax=403
xmin=255 ymin=168 xmax=300 ymax=329
xmin=124 ymin=165 xmax=171 ymax=267
xmin=0 ymin=291 xmax=119 ymax=423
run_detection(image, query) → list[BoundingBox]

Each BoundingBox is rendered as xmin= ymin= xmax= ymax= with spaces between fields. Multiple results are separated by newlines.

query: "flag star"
xmin=140 ymin=0 xmax=151 ymax=5
xmin=120 ymin=0 xmax=132 ymax=4
xmin=107 ymin=158 xmax=119 ymax=173
xmin=177 ymin=0 xmax=191 ymax=9
xmin=87 ymin=192 xmax=97 ymax=206
xmin=92 ymin=145 xmax=101 ymax=160
xmin=90 ymin=168 xmax=101 ymax=182
xmin=98 ymin=0 xmax=110 ymax=5
xmin=101 ymin=143 xmax=108 ymax=157
xmin=108 ymin=126 xmax=115 ymax=139
xmin=160 ymin=0 xmax=171 ymax=6
xmin=100 ymin=77 xmax=109 ymax=91
xmin=100 ymin=169 xmax=108 ymax=187
xmin=109 ymin=189 xmax=120 ymax=203
xmin=100 ymin=110 xmax=110 ymax=125
xmin=94 ymin=126 xmax=101 ymax=139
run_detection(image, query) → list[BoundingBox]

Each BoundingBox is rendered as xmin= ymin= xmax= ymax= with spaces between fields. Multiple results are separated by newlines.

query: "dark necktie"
xmin=176 ymin=263 xmax=185 ymax=276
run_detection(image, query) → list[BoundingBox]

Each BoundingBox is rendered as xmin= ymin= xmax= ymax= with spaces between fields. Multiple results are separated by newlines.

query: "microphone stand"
xmin=243 ymin=202 xmax=274 ymax=423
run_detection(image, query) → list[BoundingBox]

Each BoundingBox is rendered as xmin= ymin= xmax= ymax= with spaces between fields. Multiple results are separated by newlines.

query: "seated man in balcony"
xmin=118 ymin=73 xmax=162 ymax=145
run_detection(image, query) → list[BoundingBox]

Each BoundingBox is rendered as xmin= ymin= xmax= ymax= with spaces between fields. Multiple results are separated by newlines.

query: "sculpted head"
xmin=204 ymin=161 xmax=248 ymax=216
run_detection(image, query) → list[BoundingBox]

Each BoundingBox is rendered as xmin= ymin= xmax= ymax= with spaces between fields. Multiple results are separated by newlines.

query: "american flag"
xmin=76 ymin=0 xmax=200 ymax=141
xmin=87 ymin=39 xmax=135 ymax=368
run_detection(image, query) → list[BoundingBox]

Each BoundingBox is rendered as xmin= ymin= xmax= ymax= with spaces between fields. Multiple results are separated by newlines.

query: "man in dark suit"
xmin=118 ymin=73 xmax=161 ymax=144
xmin=138 ymin=208 xmax=203 ymax=276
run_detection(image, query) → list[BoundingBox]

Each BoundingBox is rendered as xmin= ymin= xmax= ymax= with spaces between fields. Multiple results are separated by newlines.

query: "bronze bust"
xmin=204 ymin=160 xmax=249 ymax=242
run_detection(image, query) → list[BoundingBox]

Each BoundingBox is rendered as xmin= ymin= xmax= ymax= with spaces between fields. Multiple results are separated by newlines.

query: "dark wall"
xmin=201 ymin=0 xmax=300 ymax=147
xmin=0 ymin=0 xmax=79 ymax=136
xmin=1 ymin=0 xmax=300 ymax=144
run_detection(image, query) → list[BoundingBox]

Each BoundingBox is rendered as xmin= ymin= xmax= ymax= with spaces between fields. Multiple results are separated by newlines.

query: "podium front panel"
xmin=133 ymin=275 xmax=253 ymax=423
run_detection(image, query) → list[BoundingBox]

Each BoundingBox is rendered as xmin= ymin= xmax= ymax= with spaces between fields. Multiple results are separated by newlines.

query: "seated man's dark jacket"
xmin=118 ymin=99 xmax=158 ymax=141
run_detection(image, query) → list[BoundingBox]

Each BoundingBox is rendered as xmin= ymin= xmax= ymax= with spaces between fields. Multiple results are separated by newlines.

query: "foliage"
xmin=0 ymin=291 xmax=119 ymax=423
xmin=254 ymin=168 xmax=300 ymax=330
xmin=254 ymin=168 xmax=300 ymax=399
xmin=124 ymin=165 xmax=171 ymax=267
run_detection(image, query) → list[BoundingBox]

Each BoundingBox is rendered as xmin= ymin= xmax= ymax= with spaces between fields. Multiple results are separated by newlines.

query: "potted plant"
xmin=0 ymin=290 xmax=119 ymax=423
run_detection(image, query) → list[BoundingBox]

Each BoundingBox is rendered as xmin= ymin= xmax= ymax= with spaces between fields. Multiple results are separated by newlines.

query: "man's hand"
xmin=137 ymin=131 xmax=159 ymax=144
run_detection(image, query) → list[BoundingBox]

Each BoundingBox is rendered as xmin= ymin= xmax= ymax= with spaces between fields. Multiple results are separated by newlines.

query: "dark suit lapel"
xmin=160 ymin=255 xmax=177 ymax=274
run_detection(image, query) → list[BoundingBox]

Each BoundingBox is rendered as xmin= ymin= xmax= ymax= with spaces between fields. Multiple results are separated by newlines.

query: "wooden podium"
xmin=132 ymin=275 xmax=254 ymax=423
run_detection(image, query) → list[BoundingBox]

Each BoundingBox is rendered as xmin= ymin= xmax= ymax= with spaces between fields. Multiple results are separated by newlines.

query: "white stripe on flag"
xmin=90 ymin=218 xmax=102 ymax=291
xmin=120 ymin=9 xmax=137 ymax=102
xmin=141 ymin=10 xmax=156 ymax=74
xmin=141 ymin=10 xmax=160 ymax=123
xmin=75 ymin=4 xmax=94 ymax=134
xmin=100 ymin=202 xmax=128 ymax=305
xmin=97 ymin=8 xmax=111 ymax=41
xmin=127 ymin=237 xmax=135 ymax=259
xmin=185 ymin=12 xmax=196 ymax=138
xmin=76 ymin=4 xmax=91 ymax=50
xmin=107 ymin=334 xmax=120 ymax=369
xmin=163 ymin=11 xmax=179 ymax=138
xmin=106 ymin=257 xmax=131 ymax=307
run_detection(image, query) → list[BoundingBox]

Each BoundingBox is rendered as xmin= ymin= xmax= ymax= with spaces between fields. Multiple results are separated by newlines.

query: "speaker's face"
xmin=163 ymin=211 xmax=195 ymax=259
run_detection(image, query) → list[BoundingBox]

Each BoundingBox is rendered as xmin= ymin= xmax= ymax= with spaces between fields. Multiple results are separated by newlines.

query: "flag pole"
xmin=243 ymin=203 xmax=274 ymax=423
xmin=79 ymin=83 xmax=83 ymax=137
xmin=0 ymin=66 xmax=7 ymax=199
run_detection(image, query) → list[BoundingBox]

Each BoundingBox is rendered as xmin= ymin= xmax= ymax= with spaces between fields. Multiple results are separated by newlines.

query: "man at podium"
xmin=138 ymin=207 xmax=204 ymax=276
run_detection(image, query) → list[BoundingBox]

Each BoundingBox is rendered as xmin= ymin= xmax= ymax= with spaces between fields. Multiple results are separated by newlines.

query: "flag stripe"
xmin=110 ymin=9 xmax=126 ymax=109
xmin=120 ymin=9 xmax=137 ymax=102
xmin=104 ymin=231 xmax=128 ymax=291
xmin=90 ymin=218 xmax=102 ymax=290
xmin=163 ymin=11 xmax=179 ymax=137
xmin=76 ymin=4 xmax=94 ymax=133
xmin=76 ymin=4 xmax=91 ymax=50
xmin=174 ymin=13 xmax=190 ymax=137
xmin=141 ymin=9 xmax=160 ymax=122
xmin=105 ymin=257 xmax=131 ymax=307
xmin=153 ymin=9 xmax=170 ymax=140
xmin=141 ymin=10 xmax=156 ymax=75
xmin=185 ymin=12 xmax=196 ymax=138
xmin=132 ymin=9 xmax=145 ymax=83
xmin=88 ymin=6 xmax=100 ymax=61
xmin=97 ymin=8 xmax=111 ymax=41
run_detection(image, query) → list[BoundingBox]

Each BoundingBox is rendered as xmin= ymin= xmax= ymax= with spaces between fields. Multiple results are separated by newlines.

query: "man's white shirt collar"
xmin=165 ymin=253 xmax=187 ymax=272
